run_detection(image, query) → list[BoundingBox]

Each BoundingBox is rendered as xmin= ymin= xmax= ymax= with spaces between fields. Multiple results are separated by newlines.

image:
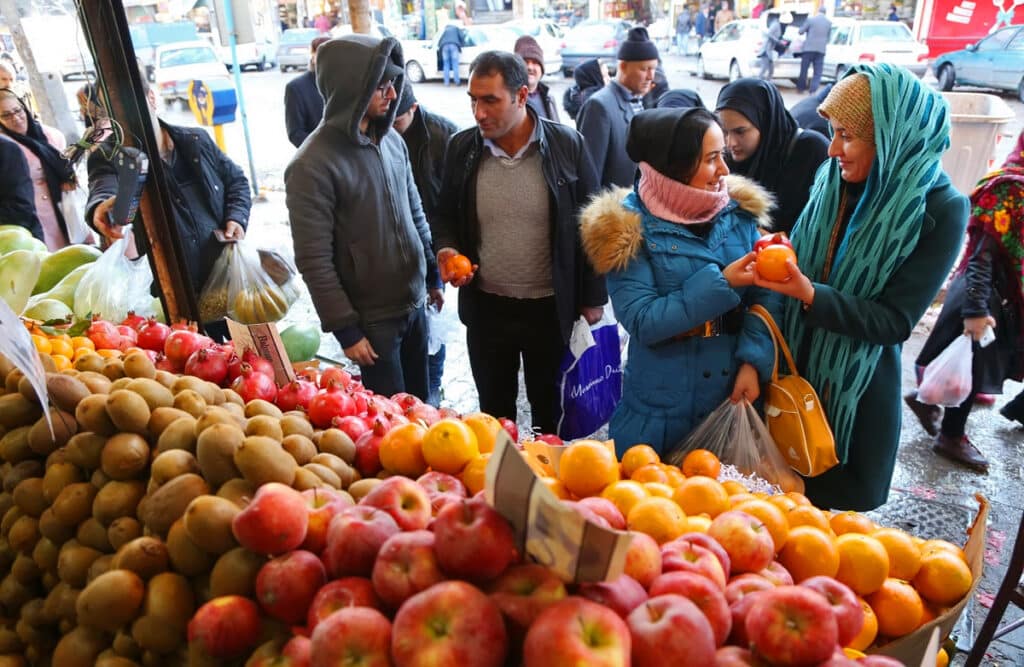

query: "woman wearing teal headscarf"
xmin=753 ymin=64 xmax=968 ymax=510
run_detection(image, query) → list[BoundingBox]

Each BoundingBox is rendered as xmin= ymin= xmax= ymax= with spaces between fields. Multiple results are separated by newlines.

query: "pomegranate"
xmin=231 ymin=363 xmax=278 ymax=404
xmin=499 ymin=418 xmax=519 ymax=443
xmin=239 ymin=349 xmax=275 ymax=379
xmin=349 ymin=390 xmax=369 ymax=414
xmin=275 ymin=380 xmax=319 ymax=412
xmin=331 ymin=415 xmax=370 ymax=442
xmin=318 ymin=366 xmax=352 ymax=390
xmin=164 ymin=329 xmax=210 ymax=368
xmin=405 ymin=403 xmax=439 ymax=425
xmin=87 ymin=318 xmax=122 ymax=351
xmin=185 ymin=348 xmax=230 ymax=386
xmin=154 ymin=353 xmax=180 ymax=373
xmin=306 ymin=384 xmax=357 ymax=429
xmin=297 ymin=367 xmax=319 ymax=384
xmin=535 ymin=433 xmax=564 ymax=446
xmin=121 ymin=311 xmax=148 ymax=330
xmin=391 ymin=392 xmax=421 ymax=410
xmin=170 ymin=320 xmax=193 ymax=331
xmin=438 ymin=407 xmax=461 ymax=420
xmin=137 ymin=318 xmax=171 ymax=352
xmin=367 ymin=394 xmax=401 ymax=416
xmin=116 ymin=325 xmax=139 ymax=349
xmin=353 ymin=419 xmax=389 ymax=477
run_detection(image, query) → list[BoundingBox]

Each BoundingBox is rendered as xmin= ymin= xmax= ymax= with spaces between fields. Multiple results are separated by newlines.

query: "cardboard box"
xmin=872 ymin=494 xmax=989 ymax=666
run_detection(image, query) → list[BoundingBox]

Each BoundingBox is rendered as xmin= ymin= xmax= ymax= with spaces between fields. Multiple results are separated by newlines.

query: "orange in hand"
xmin=756 ymin=244 xmax=797 ymax=282
xmin=443 ymin=253 xmax=473 ymax=283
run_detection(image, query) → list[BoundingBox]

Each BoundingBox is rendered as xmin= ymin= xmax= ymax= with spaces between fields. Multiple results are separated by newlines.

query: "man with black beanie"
xmin=514 ymin=35 xmax=559 ymax=122
xmin=576 ymin=26 xmax=659 ymax=188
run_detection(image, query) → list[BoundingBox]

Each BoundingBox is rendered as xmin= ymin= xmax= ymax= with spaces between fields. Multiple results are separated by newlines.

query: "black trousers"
xmin=464 ymin=289 xmax=563 ymax=433
xmin=358 ymin=306 xmax=429 ymax=402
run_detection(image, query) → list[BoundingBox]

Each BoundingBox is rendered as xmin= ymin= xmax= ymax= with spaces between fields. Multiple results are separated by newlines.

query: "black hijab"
xmin=0 ymin=89 xmax=76 ymax=220
xmin=573 ymin=59 xmax=605 ymax=91
xmin=656 ymin=88 xmax=706 ymax=110
xmin=715 ymin=78 xmax=797 ymax=193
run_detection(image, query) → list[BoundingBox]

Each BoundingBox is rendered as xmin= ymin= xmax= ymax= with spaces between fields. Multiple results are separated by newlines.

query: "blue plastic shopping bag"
xmin=556 ymin=314 xmax=623 ymax=440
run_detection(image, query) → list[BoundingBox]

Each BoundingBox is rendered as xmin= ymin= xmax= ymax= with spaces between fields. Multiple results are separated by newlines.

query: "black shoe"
xmin=932 ymin=434 xmax=989 ymax=472
xmin=904 ymin=390 xmax=941 ymax=436
xmin=1000 ymin=394 xmax=1024 ymax=425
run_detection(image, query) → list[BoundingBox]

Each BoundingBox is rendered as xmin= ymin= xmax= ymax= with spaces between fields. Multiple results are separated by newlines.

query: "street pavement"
xmin=64 ymin=54 xmax=1024 ymax=664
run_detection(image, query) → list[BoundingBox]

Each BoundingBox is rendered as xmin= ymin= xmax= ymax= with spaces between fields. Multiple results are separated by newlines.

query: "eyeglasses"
xmin=376 ymin=80 xmax=396 ymax=94
xmin=0 ymin=107 xmax=25 ymax=121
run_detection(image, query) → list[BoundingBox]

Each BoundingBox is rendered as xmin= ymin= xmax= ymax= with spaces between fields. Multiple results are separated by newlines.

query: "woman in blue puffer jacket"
xmin=580 ymin=107 xmax=781 ymax=456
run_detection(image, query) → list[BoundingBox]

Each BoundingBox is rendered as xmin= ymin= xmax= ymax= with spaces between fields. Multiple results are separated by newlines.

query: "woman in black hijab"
xmin=563 ymin=58 xmax=607 ymax=121
xmin=656 ymin=88 xmax=706 ymax=110
xmin=715 ymin=78 xmax=829 ymax=234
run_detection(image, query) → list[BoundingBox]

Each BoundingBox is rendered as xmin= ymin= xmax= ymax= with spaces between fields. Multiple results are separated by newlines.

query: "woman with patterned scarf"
xmin=753 ymin=64 xmax=968 ymax=510
xmin=907 ymin=130 xmax=1024 ymax=472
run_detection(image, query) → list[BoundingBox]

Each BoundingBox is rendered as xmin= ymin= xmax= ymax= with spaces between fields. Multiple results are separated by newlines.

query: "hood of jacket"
xmin=316 ymin=35 xmax=404 ymax=143
xmin=580 ymin=174 xmax=774 ymax=274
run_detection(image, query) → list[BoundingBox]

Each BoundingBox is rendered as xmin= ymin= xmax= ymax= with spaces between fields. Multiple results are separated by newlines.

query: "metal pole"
xmin=221 ymin=0 xmax=262 ymax=197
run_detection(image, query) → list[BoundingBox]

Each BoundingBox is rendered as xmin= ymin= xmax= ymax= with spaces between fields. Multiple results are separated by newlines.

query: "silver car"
xmin=697 ymin=19 xmax=802 ymax=82
xmin=824 ymin=19 xmax=929 ymax=80
xmin=277 ymin=28 xmax=323 ymax=71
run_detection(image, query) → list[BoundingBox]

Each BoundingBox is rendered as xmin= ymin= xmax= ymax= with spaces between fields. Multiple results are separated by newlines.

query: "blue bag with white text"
xmin=556 ymin=314 xmax=623 ymax=440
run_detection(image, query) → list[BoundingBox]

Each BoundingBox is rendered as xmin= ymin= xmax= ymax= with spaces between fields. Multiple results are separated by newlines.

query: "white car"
xmin=331 ymin=23 xmax=394 ymax=40
xmin=402 ymin=25 xmax=524 ymax=84
xmin=824 ymin=18 xmax=929 ymax=80
xmin=153 ymin=41 xmax=233 ymax=105
xmin=500 ymin=19 xmax=566 ymax=75
xmin=697 ymin=19 xmax=802 ymax=81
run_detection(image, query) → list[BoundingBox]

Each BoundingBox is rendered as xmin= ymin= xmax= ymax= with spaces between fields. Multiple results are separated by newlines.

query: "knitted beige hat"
xmin=817 ymin=73 xmax=875 ymax=143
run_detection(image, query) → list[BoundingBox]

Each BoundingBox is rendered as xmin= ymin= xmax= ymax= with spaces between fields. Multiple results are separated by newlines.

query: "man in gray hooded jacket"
xmin=285 ymin=35 xmax=442 ymax=400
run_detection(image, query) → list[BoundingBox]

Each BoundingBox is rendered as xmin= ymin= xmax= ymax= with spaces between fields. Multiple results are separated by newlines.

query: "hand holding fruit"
xmin=722 ymin=251 xmax=757 ymax=288
xmin=438 ymin=248 xmax=477 ymax=287
xmin=964 ymin=315 xmax=995 ymax=341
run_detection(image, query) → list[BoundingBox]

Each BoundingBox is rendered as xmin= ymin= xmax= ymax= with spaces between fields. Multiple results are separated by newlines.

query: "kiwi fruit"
xmin=73 ymin=353 xmax=105 ymax=374
xmin=56 ymin=543 xmax=102 ymax=587
xmin=194 ymin=406 xmax=240 ymax=436
xmin=195 ymin=423 xmax=244 ymax=486
xmin=122 ymin=352 xmax=156 ymax=380
xmin=105 ymin=390 xmax=151 ymax=435
xmin=111 ymin=628 xmax=143 ymax=659
xmin=77 ymin=370 xmax=112 ymax=394
xmin=318 ymin=428 xmax=357 ymax=463
xmin=153 ymin=370 xmax=178 ymax=389
xmin=75 ymin=394 xmax=117 ymax=436
xmin=37 ymin=508 xmax=74 ymax=544
xmin=96 ymin=655 xmax=143 ymax=667
xmin=165 ymin=519 xmax=214 ymax=577
xmin=1 ymin=504 xmax=23 ymax=533
xmin=45 ymin=373 xmax=90 ymax=413
xmin=64 ymin=432 xmax=107 ymax=470
xmin=0 ymin=394 xmax=43 ymax=430
xmin=136 ymin=473 xmax=209 ymax=536
xmin=26 ymin=409 xmax=77 ymax=456
xmin=209 ymin=547 xmax=263 ymax=598
xmin=92 ymin=480 xmax=146 ymax=526
xmin=245 ymin=415 xmax=283 ymax=441
xmin=125 ymin=379 xmax=174 ymax=411
xmin=31 ymin=537 xmax=59 ymax=573
xmin=76 ymin=569 xmax=145 ymax=632
xmin=0 ymin=625 xmax=23 ymax=655
xmin=7 ymin=514 xmax=39 ymax=553
xmin=303 ymin=463 xmax=341 ymax=489
xmin=280 ymin=414 xmax=314 ymax=439
xmin=221 ymin=401 xmax=246 ymax=421
xmin=310 ymin=453 xmax=354 ymax=485
xmin=281 ymin=434 xmax=317 ymax=465
xmin=171 ymin=390 xmax=206 ymax=418
xmin=16 ymin=375 xmax=43 ymax=404
xmin=292 ymin=467 xmax=328 ymax=491
xmin=148 ymin=408 xmax=193 ymax=440
xmin=51 ymin=482 xmax=97 ymax=527
xmin=10 ymin=553 xmax=40 ymax=585
xmin=216 ymin=478 xmax=255 ymax=508
xmin=12 ymin=478 xmax=47 ymax=518
xmin=171 ymin=376 xmax=218 ymax=405
xmin=0 ymin=427 xmax=33 ymax=464
xmin=90 ymin=468 xmax=112 ymax=489
xmin=0 ymin=574 xmax=36 ymax=614
xmin=112 ymin=536 xmax=169 ymax=579
xmin=150 ymin=450 xmax=199 ymax=485
xmin=54 ymin=624 xmax=113 ymax=667
xmin=101 ymin=358 xmax=126 ymax=381
xmin=154 ymin=415 xmax=197 ymax=454
xmin=221 ymin=388 xmax=245 ymax=406
xmin=4 ymin=368 xmax=24 ymax=393
xmin=109 ymin=377 xmax=134 ymax=393
xmin=235 ymin=436 xmax=297 ymax=487
xmin=87 ymin=553 xmax=115 ymax=583
xmin=244 ymin=399 xmax=283 ymax=420
xmin=182 ymin=495 xmax=239 ymax=555
xmin=143 ymin=571 xmax=194 ymax=627
xmin=100 ymin=433 xmax=150 ymax=480
xmin=131 ymin=613 xmax=184 ymax=655
xmin=107 ymin=517 xmax=143 ymax=552
xmin=348 ymin=478 xmax=384 ymax=501
xmin=75 ymin=517 xmax=112 ymax=553
xmin=42 ymin=461 xmax=85 ymax=505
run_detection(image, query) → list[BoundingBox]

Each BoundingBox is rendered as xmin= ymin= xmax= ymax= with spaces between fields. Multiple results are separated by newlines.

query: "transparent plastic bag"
xmin=198 ymin=244 xmax=235 ymax=323
xmin=73 ymin=227 xmax=155 ymax=322
xmin=225 ymin=240 xmax=290 ymax=324
xmin=667 ymin=399 xmax=804 ymax=492
xmin=917 ymin=334 xmax=974 ymax=407
xmin=426 ymin=302 xmax=456 ymax=355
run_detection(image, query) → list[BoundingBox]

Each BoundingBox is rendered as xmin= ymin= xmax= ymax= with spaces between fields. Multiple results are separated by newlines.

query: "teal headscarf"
xmin=784 ymin=63 xmax=951 ymax=463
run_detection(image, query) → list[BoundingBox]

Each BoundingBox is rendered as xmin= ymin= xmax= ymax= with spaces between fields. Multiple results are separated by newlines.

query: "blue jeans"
xmin=442 ymin=44 xmax=460 ymax=85
xmin=798 ymin=51 xmax=825 ymax=93
xmin=427 ymin=344 xmax=446 ymax=407
xmin=357 ymin=306 xmax=429 ymax=401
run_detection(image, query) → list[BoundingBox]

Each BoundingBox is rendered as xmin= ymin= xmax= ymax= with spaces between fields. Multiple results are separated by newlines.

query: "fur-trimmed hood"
xmin=580 ymin=174 xmax=775 ymax=274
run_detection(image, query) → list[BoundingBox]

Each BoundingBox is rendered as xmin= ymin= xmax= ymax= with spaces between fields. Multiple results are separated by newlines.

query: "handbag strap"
xmin=748 ymin=304 xmax=800 ymax=378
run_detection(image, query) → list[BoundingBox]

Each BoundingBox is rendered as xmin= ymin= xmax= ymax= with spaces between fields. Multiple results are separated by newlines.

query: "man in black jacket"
xmin=433 ymin=51 xmax=607 ymax=432
xmin=0 ymin=134 xmax=41 ymax=238
xmin=284 ymin=36 xmax=330 ymax=148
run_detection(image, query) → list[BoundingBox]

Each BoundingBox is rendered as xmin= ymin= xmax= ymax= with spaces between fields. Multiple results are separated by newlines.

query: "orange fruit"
xmin=626 ymin=497 xmax=687 ymax=544
xmin=378 ymin=422 xmax=428 ymax=477
xmin=830 ymin=511 xmax=876 ymax=536
xmin=462 ymin=413 xmax=502 ymax=454
xmin=785 ymin=491 xmax=813 ymax=506
xmin=621 ymin=444 xmax=660 ymax=478
xmin=871 ymin=527 xmax=922 ymax=580
xmin=756 ymin=244 xmax=797 ymax=281
xmin=684 ymin=515 xmax=712 ymax=533
xmin=541 ymin=477 xmax=571 ymax=500
xmin=96 ymin=349 xmax=122 ymax=359
xmin=778 ymin=526 xmax=839 ymax=582
xmin=443 ymin=253 xmax=473 ymax=281
xmin=49 ymin=338 xmax=73 ymax=358
xmin=728 ymin=493 xmax=759 ymax=507
xmin=422 ymin=418 xmax=480 ymax=474
xmin=786 ymin=505 xmax=832 ymax=533
xmin=842 ymin=648 xmax=866 ymax=659
xmin=31 ymin=334 xmax=51 ymax=355
xmin=643 ymin=482 xmax=674 ymax=499
xmin=936 ymin=648 xmax=949 ymax=667
xmin=600 ymin=480 xmax=650 ymax=518
xmin=460 ymin=454 xmax=491 ymax=496
xmin=768 ymin=495 xmax=799 ymax=514
xmin=681 ymin=449 xmax=721 ymax=479
xmin=846 ymin=597 xmax=878 ymax=651
xmin=866 ymin=578 xmax=924 ymax=638
xmin=50 ymin=354 xmax=71 ymax=372
xmin=834 ymin=533 xmax=890 ymax=596
xmin=913 ymin=550 xmax=973 ymax=606
xmin=673 ymin=476 xmax=730 ymax=518
xmin=722 ymin=480 xmax=749 ymax=495
xmin=71 ymin=336 xmax=95 ymax=351
xmin=558 ymin=441 xmax=619 ymax=498
xmin=631 ymin=464 xmax=669 ymax=485
xmin=733 ymin=499 xmax=789 ymax=551
xmin=920 ymin=539 xmax=968 ymax=564
xmin=919 ymin=600 xmax=939 ymax=627
xmin=72 ymin=347 xmax=97 ymax=363
xmin=663 ymin=466 xmax=687 ymax=488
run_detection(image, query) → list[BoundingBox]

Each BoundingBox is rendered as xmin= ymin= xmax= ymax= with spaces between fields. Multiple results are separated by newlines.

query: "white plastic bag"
xmin=917 ymin=334 xmax=974 ymax=407
xmin=73 ymin=227 xmax=155 ymax=321
xmin=59 ymin=194 xmax=94 ymax=245
xmin=425 ymin=302 xmax=456 ymax=355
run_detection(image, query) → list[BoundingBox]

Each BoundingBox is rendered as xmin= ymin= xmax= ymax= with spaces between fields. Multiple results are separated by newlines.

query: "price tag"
xmin=0 ymin=299 xmax=52 ymax=437
xmin=485 ymin=433 xmax=632 ymax=583
xmin=225 ymin=318 xmax=296 ymax=386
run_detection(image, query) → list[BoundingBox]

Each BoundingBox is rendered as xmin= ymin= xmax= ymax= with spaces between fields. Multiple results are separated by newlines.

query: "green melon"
xmin=26 ymin=263 xmax=93 ymax=310
xmin=22 ymin=298 xmax=73 ymax=322
xmin=33 ymin=244 xmax=103 ymax=295
xmin=0 ymin=250 xmax=42 ymax=314
xmin=0 ymin=229 xmax=45 ymax=256
xmin=279 ymin=323 xmax=321 ymax=362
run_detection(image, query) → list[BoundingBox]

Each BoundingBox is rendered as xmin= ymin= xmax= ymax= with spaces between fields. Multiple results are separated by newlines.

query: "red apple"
xmin=391 ymin=581 xmax=508 ymax=667
xmin=627 ymin=594 xmax=716 ymax=667
xmin=489 ymin=563 xmax=568 ymax=631
xmin=675 ymin=532 xmax=732 ymax=578
xmin=187 ymin=595 xmax=261 ymax=659
xmin=715 ymin=645 xmax=765 ymax=666
xmin=744 ymin=585 xmax=838 ymax=666
xmin=499 ymin=418 xmax=518 ymax=442
xmin=256 ymin=550 xmax=327 ymax=625
xmin=800 ymin=576 xmax=864 ymax=647
xmin=577 ymin=497 xmax=626 ymax=530
xmin=371 ymin=530 xmax=446 ymax=609
xmin=360 ymin=476 xmax=432 ymax=531
xmin=660 ymin=540 xmax=727 ymax=590
xmin=310 ymin=606 xmax=392 ymax=667
xmin=417 ymin=471 xmax=468 ymax=499
xmin=430 ymin=492 xmax=463 ymax=517
xmin=728 ymin=589 xmax=768 ymax=648
xmin=707 ymin=511 xmax=775 ymax=574
xmin=758 ymin=561 xmax=794 ymax=587
xmin=232 ymin=482 xmax=308 ymax=556
xmin=523 ymin=597 xmax=630 ymax=667
xmin=564 ymin=500 xmax=612 ymax=528
xmin=301 ymin=488 xmax=353 ymax=555
xmin=535 ymin=433 xmax=564 ymax=446
xmin=648 ymin=571 xmax=731 ymax=646
xmin=282 ymin=635 xmax=311 ymax=667
xmin=577 ymin=574 xmax=649 ymax=618
xmin=307 ymin=577 xmax=381 ymax=632
xmin=725 ymin=573 xmax=776 ymax=605
xmin=322 ymin=505 xmax=401 ymax=578
xmin=432 ymin=497 xmax=517 ymax=583
xmin=624 ymin=531 xmax=662 ymax=590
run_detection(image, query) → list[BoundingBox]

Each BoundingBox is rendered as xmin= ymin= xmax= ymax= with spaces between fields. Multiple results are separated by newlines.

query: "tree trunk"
xmin=349 ymin=0 xmax=372 ymax=33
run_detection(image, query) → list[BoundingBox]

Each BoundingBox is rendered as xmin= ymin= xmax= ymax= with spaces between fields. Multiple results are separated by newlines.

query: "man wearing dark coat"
xmin=284 ymin=36 xmax=330 ymax=148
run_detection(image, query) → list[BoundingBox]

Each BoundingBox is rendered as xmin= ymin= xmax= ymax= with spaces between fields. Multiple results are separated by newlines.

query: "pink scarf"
xmin=637 ymin=162 xmax=730 ymax=225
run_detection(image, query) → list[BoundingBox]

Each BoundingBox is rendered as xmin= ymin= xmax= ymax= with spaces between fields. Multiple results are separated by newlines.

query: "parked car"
xmin=823 ymin=18 xmax=929 ymax=81
xmin=932 ymin=25 xmax=1024 ymax=102
xmin=500 ymin=19 xmax=565 ymax=74
xmin=401 ymin=25 xmax=521 ymax=83
xmin=331 ymin=23 xmax=394 ymax=40
xmin=559 ymin=19 xmax=632 ymax=75
xmin=129 ymin=21 xmax=201 ymax=80
xmin=696 ymin=18 xmax=802 ymax=82
xmin=222 ymin=39 xmax=276 ymax=71
xmin=153 ymin=41 xmax=233 ymax=105
xmin=277 ymin=28 xmax=323 ymax=71
xmin=60 ymin=50 xmax=95 ymax=81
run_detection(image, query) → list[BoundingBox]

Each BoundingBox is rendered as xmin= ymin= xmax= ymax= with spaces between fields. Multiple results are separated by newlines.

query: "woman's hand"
xmin=723 ymin=251 xmax=757 ymax=287
xmin=730 ymin=363 xmax=761 ymax=403
xmin=753 ymin=258 xmax=815 ymax=306
xmin=964 ymin=315 xmax=996 ymax=341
